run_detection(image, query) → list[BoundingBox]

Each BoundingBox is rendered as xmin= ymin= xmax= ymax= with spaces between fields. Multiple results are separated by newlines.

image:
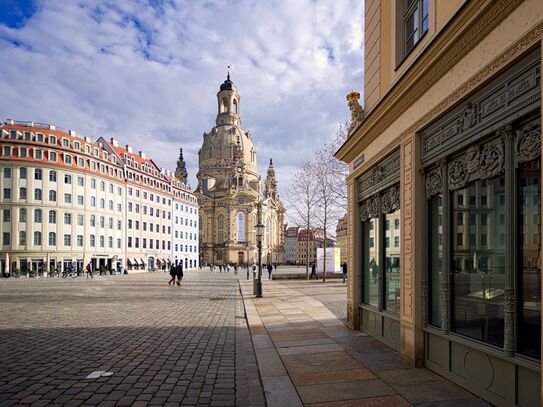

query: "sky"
xmin=0 ymin=0 xmax=364 ymax=222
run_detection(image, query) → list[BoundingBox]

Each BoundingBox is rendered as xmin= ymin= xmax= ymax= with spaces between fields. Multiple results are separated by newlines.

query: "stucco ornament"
xmin=346 ymin=90 xmax=365 ymax=134
xmin=367 ymin=195 xmax=381 ymax=218
xmin=448 ymin=155 xmax=469 ymax=190
xmin=478 ymin=138 xmax=504 ymax=179
xmin=381 ymin=185 xmax=400 ymax=214
xmin=425 ymin=167 xmax=442 ymax=198
xmin=460 ymin=103 xmax=477 ymax=131
xmin=466 ymin=145 xmax=480 ymax=173
xmin=359 ymin=201 xmax=369 ymax=222
xmin=516 ymin=123 xmax=541 ymax=163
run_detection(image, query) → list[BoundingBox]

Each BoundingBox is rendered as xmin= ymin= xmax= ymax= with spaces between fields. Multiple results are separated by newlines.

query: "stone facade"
xmin=196 ymin=74 xmax=285 ymax=266
xmin=336 ymin=1 xmax=543 ymax=406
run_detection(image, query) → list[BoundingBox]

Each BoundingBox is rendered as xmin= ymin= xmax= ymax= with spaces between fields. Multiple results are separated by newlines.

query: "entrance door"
xmin=238 ymin=252 xmax=244 ymax=265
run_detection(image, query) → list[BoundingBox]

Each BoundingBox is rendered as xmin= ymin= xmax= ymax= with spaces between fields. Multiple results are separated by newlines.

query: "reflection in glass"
xmin=385 ymin=209 xmax=401 ymax=314
xmin=363 ymin=218 xmax=379 ymax=307
xmin=452 ymin=176 xmax=505 ymax=347
xmin=518 ymin=159 xmax=541 ymax=359
xmin=429 ymin=195 xmax=443 ymax=327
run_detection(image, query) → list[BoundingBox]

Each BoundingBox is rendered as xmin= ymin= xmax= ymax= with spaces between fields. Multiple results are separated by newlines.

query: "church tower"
xmin=175 ymin=148 xmax=188 ymax=184
xmin=264 ymin=159 xmax=278 ymax=201
xmin=196 ymin=69 xmax=285 ymax=266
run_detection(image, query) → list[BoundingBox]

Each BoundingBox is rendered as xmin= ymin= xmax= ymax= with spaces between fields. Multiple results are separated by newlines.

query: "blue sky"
xmin=0 ymin=0 xmax=363 ymax=215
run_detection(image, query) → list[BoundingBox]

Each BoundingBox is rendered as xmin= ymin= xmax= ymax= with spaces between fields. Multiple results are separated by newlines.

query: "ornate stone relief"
xmin=358 ymin=150 xmax=400 ymax=201
xmin=448 ymin=137 xmax=505 ymax=191
xmin=516 ymin=123 xmax=541 ymax=163
xmin=381 ymin=185 xmax=400 ymax=214
xmin=367 ymin=195 xmax=381 ymax=218
xmin=425 ymin=167 xmax=442 ymax=198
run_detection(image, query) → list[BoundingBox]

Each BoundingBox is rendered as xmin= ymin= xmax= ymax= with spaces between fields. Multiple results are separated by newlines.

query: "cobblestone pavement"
xmin=0 ymin=271 xmax=265 ymax=407
xmin=275 ymin=279 xmax=348 ymax=323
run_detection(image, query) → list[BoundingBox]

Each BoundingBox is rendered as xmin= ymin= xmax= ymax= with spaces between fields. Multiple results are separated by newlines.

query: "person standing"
xmin=342 ymin=261 xmax=348 ymax=283
xmin=85 ymin=262 xmax=94 ymax=279
xmin=234 ymin=264 xmax=238 ymax=275
xmin=168 ymin=263 xmax=176 ymax=285
xmin=176 ymin=263 xmax=184 ymax=286
xmin=309 ymin=262 xmax=318 ymax=280
xmin=267 ymin=263 xmax=273 ymax=280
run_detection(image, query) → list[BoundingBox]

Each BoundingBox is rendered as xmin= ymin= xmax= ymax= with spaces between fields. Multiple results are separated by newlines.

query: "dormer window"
xmin=62 ymin=138 xmax=69 ymax=147
xmin=36 ymin=133 xmax=44 ymax=142
xmin=93 ymin=148 xmax=99 ymax=157
xmin=24 ymin=131 xmax=32 ymax=141
xmin=74 ymin=141 xmax=80 ymax=150
xmin=64 ymin=154 xmax=72 ymax=165
xmin=85 ymin=144 xmax=90 ymax=154
xmin=10 ymin=130 xmax=17 ymax=139
xmin=49 ymin=135 xmax=57 ymax=144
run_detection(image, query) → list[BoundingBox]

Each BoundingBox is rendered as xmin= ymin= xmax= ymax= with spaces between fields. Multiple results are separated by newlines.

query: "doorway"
xmin=238 ymin=252 xmax=244 ymax=266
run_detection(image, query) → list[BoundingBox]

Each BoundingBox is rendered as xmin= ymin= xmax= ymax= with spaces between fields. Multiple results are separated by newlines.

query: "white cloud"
xmin=0 ymin=0 xmax=364 ymax=219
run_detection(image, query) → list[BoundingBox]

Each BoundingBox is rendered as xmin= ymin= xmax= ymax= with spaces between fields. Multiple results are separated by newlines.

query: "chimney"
xmin=139 ymin=151 xmax=146 ymax=159
xmin=126 ymin=144 xmax=133 ymax=153
xmin=7 ymin=119 xmax=14 ymax=125
xmin=84 ymin=136 xmax=91 ymax=142
xmin=26 ymin=121 xmax=34 ymax=127
xmin=98 ymin=142 xmax=103 ymax=148
xmin=69 ymin=130 xmax=76 ymax=136
xmin=110 ymin=138 xmax=119 ymax=147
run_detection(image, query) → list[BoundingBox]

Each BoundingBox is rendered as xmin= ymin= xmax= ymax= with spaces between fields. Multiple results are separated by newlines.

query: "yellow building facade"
xmin=336 ymin=1 xmax=543 ymax=406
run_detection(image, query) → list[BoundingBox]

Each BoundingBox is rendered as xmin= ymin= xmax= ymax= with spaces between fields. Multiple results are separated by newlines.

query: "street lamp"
xmin=255 ymin=220 xmax=265 ymax=298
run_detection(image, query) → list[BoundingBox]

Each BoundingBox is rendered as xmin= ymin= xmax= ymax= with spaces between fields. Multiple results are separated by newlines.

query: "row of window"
xmin=2 ymin=231 xmax=121 ymax=248
xmin=1 ymin=145 xmax=123 ymax=179
xmin=2 ymin=188 xmax=122 ymax=210
xmin=127 ymin=237 xmax=171 ymax=251
xmin=128 ymin=220 xmax=171 ymax=235
xmin=2 ymin=167 xmax=123 ymax=194
xmin=174 ymin=244 xmax=197 ymax=253
xmin=3 ymin=208 xmax=123 ymax=229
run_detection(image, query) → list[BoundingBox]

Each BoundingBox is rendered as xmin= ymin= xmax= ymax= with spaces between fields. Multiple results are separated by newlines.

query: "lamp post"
xmin=255 ymin=220 xmax=265 ymax=298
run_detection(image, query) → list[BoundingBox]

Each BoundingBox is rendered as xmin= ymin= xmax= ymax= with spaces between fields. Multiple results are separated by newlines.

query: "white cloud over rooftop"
xmin=0 ymin=0 xmax=363 ymax=211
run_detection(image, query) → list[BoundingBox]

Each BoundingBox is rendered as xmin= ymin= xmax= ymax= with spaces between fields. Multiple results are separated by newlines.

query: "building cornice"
xmin=336 ymin=0 xmax=524 ymax=163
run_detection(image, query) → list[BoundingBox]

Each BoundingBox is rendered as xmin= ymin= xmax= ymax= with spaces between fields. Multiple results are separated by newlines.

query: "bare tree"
xmin=313 ymin=122 xmax=349 ymax=282
xmin=285 ymin=161 xmax=319 ymax=278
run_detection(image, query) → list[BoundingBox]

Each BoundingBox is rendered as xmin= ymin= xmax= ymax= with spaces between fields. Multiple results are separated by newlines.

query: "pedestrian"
xmin=267 ymin=263 xmax=273 ymax=280
xmin=176 ymin=263 xmax=184 ymax=286
xmin=162 ymin=263 xmax=166 ymax=274
xmin=219 ymin=264 xmax=223 ymax=273
xmin=85 ymin=262 xmax=93 ymax=279
xmin=246 ymin=264 xmax=250 ymax=280
xmin=273 ymin=262 xmax=277 ymax=272
xmin=234 ymin=264 xmax=238 ymax=275
xmin=226 ymin=264 xmax=230 ymax=273
xmin=309 ymin=262 xmax=318 ymax=280
xmin=168 ymin=263 xmax=176 ymax=285
xmin=342 ymin=261 xmax=348 ymax=283
xmin=252 ymin=263 xmax=257 ymax=278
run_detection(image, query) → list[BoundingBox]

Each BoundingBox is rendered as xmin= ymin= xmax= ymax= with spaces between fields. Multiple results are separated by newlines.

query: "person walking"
xmin=176 ymin=263 xmax=184 ymax=286
xmin=168 ymin=263 xmax=176 ymax=285
xmin=85 ymin=262 xmax=94 ymax=279
xmin=234 ymin=264 xmax=238 ymax=275
xmin=219 ymin=264 xmax=223 ymax=273
xmin=267 ymin=263 xmax=273 ymax=280
xmin=309 ymin=262 xmax=318 ymax=280
xmin=226 ymin=264 xmax=230 ymax=273
xmin=273 ymin=262 xmax=277 ymax=272
xmin=342 ymin=261 xmax=348 ymax=283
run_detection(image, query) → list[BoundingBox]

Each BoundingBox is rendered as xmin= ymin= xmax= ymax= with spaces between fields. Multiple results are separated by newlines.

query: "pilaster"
xmin=347 ymin=178 xmax=360 ymax=329
xmin=400 ymin=134 xmax=424 ymax=367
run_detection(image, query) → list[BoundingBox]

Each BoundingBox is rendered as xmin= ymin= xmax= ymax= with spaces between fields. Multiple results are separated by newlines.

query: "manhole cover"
xmin=209 ymin=297 xmax=225 ymax=301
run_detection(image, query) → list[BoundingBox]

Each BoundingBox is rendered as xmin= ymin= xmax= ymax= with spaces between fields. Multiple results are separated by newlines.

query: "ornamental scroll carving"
xmin=516 ymin=123 xmax=541 ymax=163
xmin=448 ymin=136 xmax=505 ymax=190
xmin=425 ymin=167 xmax=442 ymax=198
xmin=381 ymin=185 xmax=400 ymax=214
xmin=367 ymin=195 xmax=381 ymax=218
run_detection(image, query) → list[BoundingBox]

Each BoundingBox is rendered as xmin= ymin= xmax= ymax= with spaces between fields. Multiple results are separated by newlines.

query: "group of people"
xmin=168 ymin=263 xmax=184 ymax=286
xmin=309 ymin=261 xmax=348 ymax=283
xmin=207 ymin=262 xmax=278 ymax=280
xmin=208 ymin=263 xmax=239 ymax=274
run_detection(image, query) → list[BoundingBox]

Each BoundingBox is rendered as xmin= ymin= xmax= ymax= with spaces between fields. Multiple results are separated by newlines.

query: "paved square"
xmin=0 ymin=271 xmax=265 ymax=407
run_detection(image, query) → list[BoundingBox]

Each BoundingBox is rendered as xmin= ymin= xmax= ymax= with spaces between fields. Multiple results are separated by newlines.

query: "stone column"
xmin=400 ymin=134 xmax=424 ymax=367
xmin=347 ymin=177 xmax=360 ymax=330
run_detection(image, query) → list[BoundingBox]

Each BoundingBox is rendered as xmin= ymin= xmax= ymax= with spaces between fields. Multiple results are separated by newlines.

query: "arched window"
xmin=19 ymin=208 xmax=26 ymax=222
xmin=233 ymin=99 xmax=238 ymax=114
xmin=220 ymin=97 xmax=228 ymax=113
xmin=48 ymin=232 xmax=56 ymax=246
xmin=48 ymin=210 xmax=56 ymax=224
xmin=33 ymin=231 xmax=42 ymax=246
xmin=90 ymin=215 xmax=96 ymax=227
xmin=218 ymin=214 xmax=224 ymax=229
xmin=49 ymin=190 xmax=57 ymax=202
xmin=19 ymin=231 xmax=26 ymax=245
xmin=34 ymin=209 xmax=42 ymax=223
xmin=34 ymin=188 xmax=42 ymax=201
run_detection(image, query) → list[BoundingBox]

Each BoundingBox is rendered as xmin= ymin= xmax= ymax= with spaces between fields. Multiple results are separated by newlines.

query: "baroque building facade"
xmin=0 ymin=120 xmax=199 ymax=275
xmin=196 ymin=73 xmax=285 ymax=266
xmin=335 ymin=1 xmax=543 ymax=406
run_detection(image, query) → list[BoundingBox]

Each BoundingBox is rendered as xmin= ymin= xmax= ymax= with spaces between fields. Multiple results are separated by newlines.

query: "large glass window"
xmin=403 ymin=0 xmax=429 ymax=56
xmin=385 ymin=209 xmax=401 ymax=313
xmin=451 ymin=176 xmax=505 ymax=347
xmin=429 ymin=195 xmax=443 ymax=327
xmin=363 ymin=217 xmax=380 ymax=307
xmin=518 ymin=159 xmax=541 ymax=359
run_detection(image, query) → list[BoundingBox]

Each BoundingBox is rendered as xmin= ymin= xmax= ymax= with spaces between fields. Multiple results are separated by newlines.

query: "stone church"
xmin=196 ymin=71 xmax=285 ymax=266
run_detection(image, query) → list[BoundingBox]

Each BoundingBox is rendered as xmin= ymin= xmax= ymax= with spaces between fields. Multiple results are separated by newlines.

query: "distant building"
xmin=284 ymin=226 xmax=300 ymax=264
xmin=296 ymin=228 xmax=335 ymax=265
xmin=196 ymin=72 xmax=285 ymax=266
xmin=335 ymin=215 xmax=348 ymax=265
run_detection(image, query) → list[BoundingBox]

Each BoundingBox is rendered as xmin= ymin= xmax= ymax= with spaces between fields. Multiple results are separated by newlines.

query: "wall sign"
xmin=236 ymin=212 xmax=246 ymax=242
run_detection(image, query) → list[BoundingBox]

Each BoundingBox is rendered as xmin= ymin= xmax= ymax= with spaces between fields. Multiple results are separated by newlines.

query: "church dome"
xmin=220 ymin=77 xmax=236 ymax=91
